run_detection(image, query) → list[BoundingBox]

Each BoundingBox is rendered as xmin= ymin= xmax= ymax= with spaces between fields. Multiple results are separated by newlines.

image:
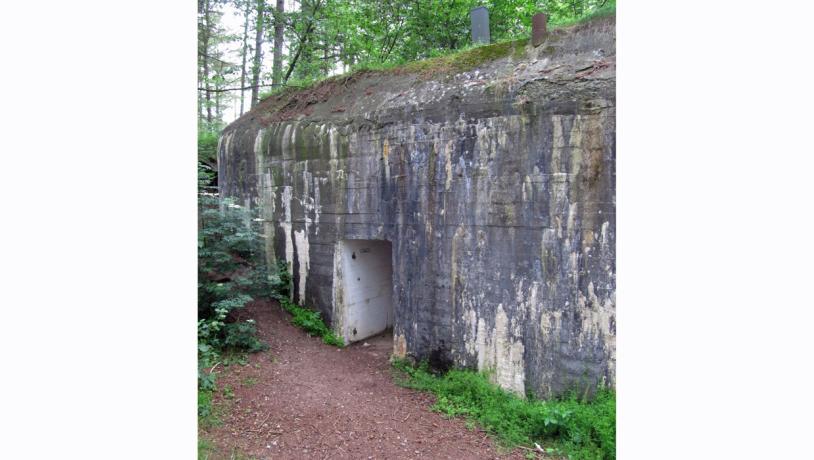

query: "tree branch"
xmin=200 ymin=84 xmax=275 ymax=92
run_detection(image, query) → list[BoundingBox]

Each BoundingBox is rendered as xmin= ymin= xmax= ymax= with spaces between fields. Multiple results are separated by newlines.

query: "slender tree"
xmin=283 ymin=0 xmax=324 ymax=84
xmin=200 ymin=0 xmax=213 ymax=125
xmin=238 ymin=0 xmax=252 ymax=115
xmin=271 ymin=0 xmax=285 ymax=88
xmin=250 ymin=0 xmax=265 ymax=108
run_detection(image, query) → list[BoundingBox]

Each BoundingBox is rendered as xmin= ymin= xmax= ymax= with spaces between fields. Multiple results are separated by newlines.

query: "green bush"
xmin=223 ymin=320 xmax=267 ymax=352
xmin=392 ymin=360 xmax=615 ymax=460
xmin=269 ymin=259 xmax=292 ymax=298
xmin=198 ymin=130 xmax=219 ymax=166
xmin=198 ymin=130 xmax=219 ymax=191
xmin=198 ymin=193 xmax=271 ymax=403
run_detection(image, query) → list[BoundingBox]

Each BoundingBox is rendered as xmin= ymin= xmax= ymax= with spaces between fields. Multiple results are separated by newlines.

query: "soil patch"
xmin=201 ymin=299 xmax=529 ymax=459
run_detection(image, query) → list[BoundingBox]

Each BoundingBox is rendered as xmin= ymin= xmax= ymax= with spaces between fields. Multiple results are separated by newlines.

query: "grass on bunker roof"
xmin=258 ymin=37 xmax=530 ymax=102
xmin=254 ymin=10 xmax=614 ymax=121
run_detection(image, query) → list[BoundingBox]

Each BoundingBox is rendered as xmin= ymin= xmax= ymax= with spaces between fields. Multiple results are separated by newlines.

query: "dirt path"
xmin=202 ymin=299 xmax=526 ymax=459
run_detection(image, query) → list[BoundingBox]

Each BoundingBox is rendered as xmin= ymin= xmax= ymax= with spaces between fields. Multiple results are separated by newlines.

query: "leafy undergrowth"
xmin=278 ymin=297 xmax=344 ymax=347
xmin=392 ymin=360 xmax=615 ymax=460
xmin=272 ymin=260 xmax=343 ymax=347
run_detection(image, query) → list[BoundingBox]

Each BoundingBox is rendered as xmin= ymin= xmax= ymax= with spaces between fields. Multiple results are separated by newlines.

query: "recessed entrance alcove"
xmin=335 ymin=239 xmax=394 ymax=344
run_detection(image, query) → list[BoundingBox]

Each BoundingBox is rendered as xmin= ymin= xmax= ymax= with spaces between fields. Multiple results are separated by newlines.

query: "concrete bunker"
xmin=219 ymin=16 xmax=616 ymax=398
xmin=335 ymin=239 xmax=395 ymax=344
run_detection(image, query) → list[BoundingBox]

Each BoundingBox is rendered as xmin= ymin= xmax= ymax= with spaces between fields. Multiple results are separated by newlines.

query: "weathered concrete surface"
xmin=219 ymin=16 xmax=615 ymax=398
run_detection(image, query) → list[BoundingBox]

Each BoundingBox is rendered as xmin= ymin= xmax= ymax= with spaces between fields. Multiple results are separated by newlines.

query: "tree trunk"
xmin=283 ymin=0 xmax=322 ymax=84
xmin=283 ymin=23 xmax=311 ymax=84
xmin=202 ymin=0 xmax=213 ymax=125
xmin=250 ymin=0 xmax=265 ymax=108
xmin=239 ymin=0 xmax=251 ymax=116
xmin=215 ymin=65 xmax=222 ymax=122
xmin=271 ymin=0 xmax=284 ymax=88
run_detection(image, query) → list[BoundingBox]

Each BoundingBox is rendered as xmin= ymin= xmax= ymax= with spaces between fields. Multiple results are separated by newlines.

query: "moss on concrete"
xmin=399 ymin=38 xmax=529 ymax=77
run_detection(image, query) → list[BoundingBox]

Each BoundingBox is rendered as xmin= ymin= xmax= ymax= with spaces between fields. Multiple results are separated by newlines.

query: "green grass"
xmin=198 ymin=437 xmax=256 ymax=460
xmin=198 ymin=388 xmax=223 ymax=429
xmin=242 ymin=376 xmax=258 ymax=386
xmin=198 ymin=437 xmax=216 ymax=460
xmin=279 ymin=297 xmax=344 ymax=347
xmin=392 ymin=359 xmax=615 ymax=460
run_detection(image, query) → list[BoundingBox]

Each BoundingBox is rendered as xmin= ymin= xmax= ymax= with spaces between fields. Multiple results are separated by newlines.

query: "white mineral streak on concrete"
xmin=224 ymin=131 xmax=235 ymax=157
xmin=313 ymin=179 xmax=321 ymax=235
xmin=281 ymin=182 xmax=292 ymax=222
xmin=538 ymin=307 xmax=562 ymax=396
xmin=566 ymin=202 xmax=578 ymax=241
xmin=463 ymin=302 xmax=478 ymax=355
xmin=291 ymin=160 xmax=313 ymax=304
xmin=450 ymin=225 xmax=465 ymax=317
xmin=444 ymin=139 xmax=453 ymax=191
xmin=253 ymin=128 xmax=269 ymax=217
xmin=329 ymin=125 xmax=338 ymax=159
xmin=280 ymin=185 xmax=294 ymax=300
xmin=294 ymin=229 xmax=309 ymax=304
xmin=476 ymin=119 xmax=492 ymax=165
xmin=328 ymin=124 xmax=343 ymax=223
xmin=263 ymin=173 xmax=277 ymax=267
xmin=517 ymin=279 xmax=540 ymax=320
xmin=576 ymin=280 xmax=616 ymax=385
xmin=569 ymin=115 xmax=583 ymax=178
xmin=331 ymin=242 xmax=345 ymax=336
xmin=550 ymin=115 xmax=569 ymax=240
xmin=301 ymin=161 xmax=312 ymax=236
xmin=254 ymin=128 xmax=265 ymax=157
xmin=289 ymin=123 xmax=298 ymax=156
xmin=475 ymin=304 xmax=526 ymax=395
xmin=281 ymin=124 xmax=292 ymax=159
